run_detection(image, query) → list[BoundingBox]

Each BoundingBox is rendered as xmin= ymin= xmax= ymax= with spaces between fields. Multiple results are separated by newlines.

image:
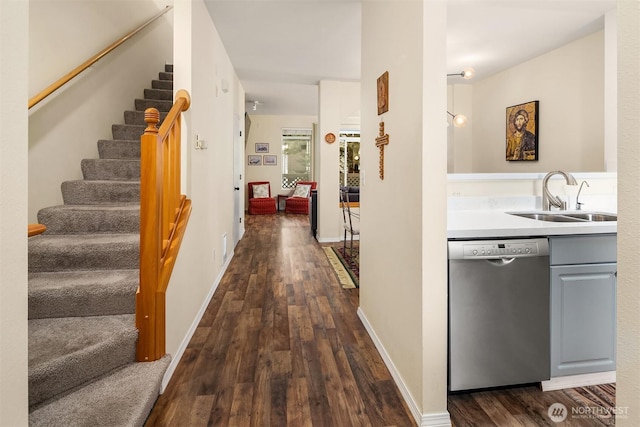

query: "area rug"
xmin=323 ymin=246 xmax=359 ymax=289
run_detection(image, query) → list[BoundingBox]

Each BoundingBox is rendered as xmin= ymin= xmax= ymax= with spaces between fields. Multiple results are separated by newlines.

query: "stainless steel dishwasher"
xmin=448 ymin=238 xmax=550 ymax=391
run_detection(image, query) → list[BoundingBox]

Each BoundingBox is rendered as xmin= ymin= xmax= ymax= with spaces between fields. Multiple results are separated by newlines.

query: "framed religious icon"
xmin=377 ymin=71 xmax=389 ymax=115
xmin=506 ymin=100 xmax=539 ymax=161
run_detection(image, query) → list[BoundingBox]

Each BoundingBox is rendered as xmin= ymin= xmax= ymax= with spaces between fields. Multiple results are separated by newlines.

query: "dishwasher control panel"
xmin=448 ymin=238 xmax=549 ymax=260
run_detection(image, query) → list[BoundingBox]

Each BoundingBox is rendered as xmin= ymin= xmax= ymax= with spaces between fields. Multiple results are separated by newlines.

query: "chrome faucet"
xmin=542 ymin=171 xmax=578 ymax=210
xmin=576 ymin=180 xmax=590 ymax=210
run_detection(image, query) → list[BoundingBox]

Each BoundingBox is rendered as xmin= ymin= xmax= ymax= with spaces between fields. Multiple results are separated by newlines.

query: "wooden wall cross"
xmin=375 ymin=121 xmax=389 ymax=180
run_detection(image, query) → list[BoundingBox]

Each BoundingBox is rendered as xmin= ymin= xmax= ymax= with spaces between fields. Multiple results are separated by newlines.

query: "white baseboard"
xmin=160 ymin=249 xmax=235 ymax=391
xmin=316 ymin=235 xmax=360 ymax=244
xmin=541 ymin=371 xmax=616 ymax=391
xmin=357 ymin=308 xmax=452 ymax=427
xmin=420 ymin=412 xmax=454 ymax=427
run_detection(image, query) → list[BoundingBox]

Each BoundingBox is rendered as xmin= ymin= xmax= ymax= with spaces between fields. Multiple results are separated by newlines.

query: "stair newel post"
xmin=138 ymin=107 xmax=164 ymax=362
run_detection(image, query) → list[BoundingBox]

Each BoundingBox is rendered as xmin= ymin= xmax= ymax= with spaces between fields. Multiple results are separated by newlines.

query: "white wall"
xmin=28 ymin=0 xmax=173 ymax=222
xmin=0 ymin=1 xmax=29 ymax=424
xmin=616 ymin=1 xmax=640 ymax=424
xmin=163 ymin=0 xmax=244 ymax=375
xmin=244 ymin=114 xmax=316 ymax=204
xmin=448 ymin=84 xmax=472 ymax=173
xmin=604 ymin=9 xmax=618 ymax=172
xmin=420 ymin=3 xmax=449 ymax=420
xmin=317 ymin=80 xmax=361 ymax=242
xmin=360 ymin=1 xmax=449 ymax=423
xmin=459 ymin=30 xmax=606 ymax=174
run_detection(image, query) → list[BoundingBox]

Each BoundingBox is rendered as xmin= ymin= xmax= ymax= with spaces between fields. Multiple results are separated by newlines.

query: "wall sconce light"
xmin=447 ymin=67 xmax=475 ymax=80
xmin=447 ymin=111 xmax=468 ymax=127
xmin=252 ymin=101 xmax=259 ymax=111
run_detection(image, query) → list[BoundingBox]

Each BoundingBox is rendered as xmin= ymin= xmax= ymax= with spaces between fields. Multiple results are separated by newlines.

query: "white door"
xmin=233 ymin=113 xmax=244 ymax=246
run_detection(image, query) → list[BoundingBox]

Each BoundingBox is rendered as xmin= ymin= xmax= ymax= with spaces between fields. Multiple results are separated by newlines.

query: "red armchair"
xmin=248 ymin=181 xmax=277 ymax=214
xmin=285 ymin=181 xmax=317 ymax=214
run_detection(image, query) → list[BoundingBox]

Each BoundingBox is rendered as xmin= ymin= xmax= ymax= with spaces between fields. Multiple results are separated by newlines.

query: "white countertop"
xmin=448 ymin=210 xmax=617 ymax=239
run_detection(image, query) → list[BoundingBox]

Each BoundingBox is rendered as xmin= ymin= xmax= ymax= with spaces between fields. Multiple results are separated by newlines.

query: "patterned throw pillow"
xmin=253 ymin=183 xmax=269 ymax=198
xmin=292 ymin=184 xmax=311 ymax=198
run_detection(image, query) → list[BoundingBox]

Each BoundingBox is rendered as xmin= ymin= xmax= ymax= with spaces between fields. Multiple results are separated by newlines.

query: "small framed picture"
xmin=248 ymin=155 xmax=261 ymax=166
xmin=263 ymin=155 xmax=277 ymax=166
xmin=255 ymin=143 xmax=269 ymax=153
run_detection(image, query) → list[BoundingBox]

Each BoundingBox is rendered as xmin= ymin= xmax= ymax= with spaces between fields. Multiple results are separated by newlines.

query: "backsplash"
xmin=448 ymin=173 xmax=617 ymax=213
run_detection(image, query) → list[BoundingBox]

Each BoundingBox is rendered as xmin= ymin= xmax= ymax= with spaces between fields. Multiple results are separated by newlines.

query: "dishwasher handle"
xmin=485 ymin=258 xmax=516 ymax=266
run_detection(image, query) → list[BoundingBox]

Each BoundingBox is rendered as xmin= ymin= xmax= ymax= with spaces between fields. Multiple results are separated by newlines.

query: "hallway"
xmin=145 ymin=214 xmax=415 ymax=426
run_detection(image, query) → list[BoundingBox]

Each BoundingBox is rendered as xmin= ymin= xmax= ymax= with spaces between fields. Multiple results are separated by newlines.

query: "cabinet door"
xmin=550 ymin=263 xmax=616 ymax=377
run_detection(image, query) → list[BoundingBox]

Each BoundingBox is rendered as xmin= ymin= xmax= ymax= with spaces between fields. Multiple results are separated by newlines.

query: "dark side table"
xmin=277 ymin=194 xmax=288 ymax=211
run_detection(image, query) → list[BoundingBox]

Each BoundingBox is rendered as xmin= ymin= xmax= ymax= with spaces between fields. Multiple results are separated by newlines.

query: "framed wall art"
xmin=255 ymin=143 xmax=269 ymax=153
xmin=248 ymin=155 xmax=261 ymax=166
xmin=263 ymin=155 xmax=277 ymax=166
xmin=377 ymin=71 xmax=389 ymax=115
xmin=506 ymin=100 xmax=539 ymax=161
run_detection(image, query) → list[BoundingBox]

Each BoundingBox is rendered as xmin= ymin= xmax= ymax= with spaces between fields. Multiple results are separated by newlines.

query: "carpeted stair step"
xmin=61 ymin=180 xmax=139 ymax=204
xmin=28 ymin=233 xmax=139 ymax=272
xmin=124 ymin=110 xmax=169 ymax=126
xmin=81 ymin=158 xmax=140 ymax=181
xmin=164 ymin=64 xmax=173 ymax=73
xmin=37 ymin=204 xmax=139 ymax=234
xmin=134 ymin=98 xmax=173 ymax=112
xmin=112 ymin=124 xmax=146 ymax=140
xmin=98 ymin=139 xmax=140 ymax=159
xmin=29 ymin=269 xmax=138 ymax=319
xmin=28 ymin=314 xmax=137 ymax=408
xmin=152 ymin=79 xmax=173 ymax=90
xmin=159 ymin=71 xmax=173 ymax=81
xmin=29 ymin=356 xmax=171 ymax=427
xmin=144 ymin=88 xmax=173 ymax=101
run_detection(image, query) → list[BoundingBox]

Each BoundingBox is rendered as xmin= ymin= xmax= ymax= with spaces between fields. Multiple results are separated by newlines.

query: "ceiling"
xmin=204 ymin=0 xmax=616 ymax=117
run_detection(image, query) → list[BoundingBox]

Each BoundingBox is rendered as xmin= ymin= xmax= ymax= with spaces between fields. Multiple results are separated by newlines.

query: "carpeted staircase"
xmin=28 ymin=65 xmax=175 ymax=426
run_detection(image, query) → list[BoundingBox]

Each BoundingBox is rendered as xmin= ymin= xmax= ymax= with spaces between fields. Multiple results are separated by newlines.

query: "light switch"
xmin=195 ymin=134 xmax=208 ymax=150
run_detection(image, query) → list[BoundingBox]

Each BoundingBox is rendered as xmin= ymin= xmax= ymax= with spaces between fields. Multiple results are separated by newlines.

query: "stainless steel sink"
xmin=508 ymin=211 xmax=617 ymax=222
xmin=561 ymin=212 xmax=618 ymax=222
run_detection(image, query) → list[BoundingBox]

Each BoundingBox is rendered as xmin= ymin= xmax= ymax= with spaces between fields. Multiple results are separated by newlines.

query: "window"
xmin=281 ymin=128 xmax=312 ymax=189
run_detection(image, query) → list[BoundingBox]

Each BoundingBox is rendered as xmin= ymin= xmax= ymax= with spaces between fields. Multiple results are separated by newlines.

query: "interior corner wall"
xmin=448 ymin=84 xmax=473 ymax=173
xmin=360 ymin=0 xmax=435 ymax=420
xmin=244 ymin=114 xmax=317 ymax=207
xmin=604 ymin=9 xmax=618 ymax=173
xmin=469 ymin=31 xmax=605 ymax=174
xmin=28 ymin=1 xmax=173 ymax=222
xmin=317 ymin=80 xmax=361 ymax=242
xmin=0 ymin=0 xmax=29 ymax=424
xmin=421 ymin=2 xmax=450 ymax=419
xmin=616 ymin=1 xmax=640 ymax=425
xmin=163 ymin=0 xmax=238 ymax=362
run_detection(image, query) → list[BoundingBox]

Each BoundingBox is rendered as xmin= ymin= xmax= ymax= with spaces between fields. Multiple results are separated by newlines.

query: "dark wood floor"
xmin=449 ymin=383 xmax=616 ymax=426
xmin=146 ymin=213 xmax=617 ymax=426
xmin=145 ymin=214 xmax=415 ymax=426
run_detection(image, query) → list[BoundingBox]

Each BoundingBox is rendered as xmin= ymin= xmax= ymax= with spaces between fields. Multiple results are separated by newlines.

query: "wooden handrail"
xmin=28 ymin=5 xmax=173 ymax=110
xmin=28 ymin=224 xmax=47 ymax=237
xmin=137 ymin=89 xmax=192 ymax=362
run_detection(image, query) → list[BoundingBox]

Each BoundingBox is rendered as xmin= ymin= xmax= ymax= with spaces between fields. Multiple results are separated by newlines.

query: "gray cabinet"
xmin=549 ymin=235 xmax=617 ymax=377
